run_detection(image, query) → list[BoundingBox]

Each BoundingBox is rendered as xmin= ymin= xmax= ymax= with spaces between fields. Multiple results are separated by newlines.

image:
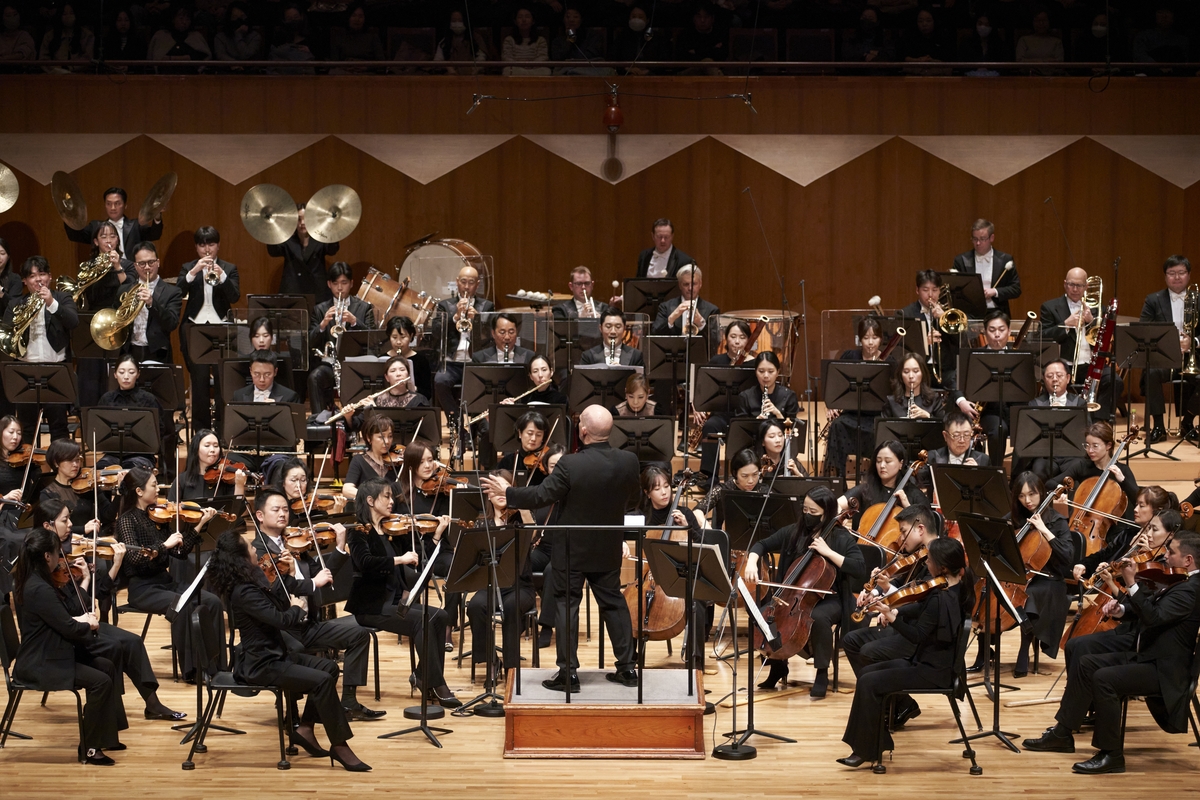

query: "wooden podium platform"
xmin=503 ymin=668 xmax=706 ymax=759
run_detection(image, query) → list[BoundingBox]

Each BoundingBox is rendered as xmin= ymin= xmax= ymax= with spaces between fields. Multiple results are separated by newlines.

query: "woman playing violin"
xmin=837 ymin=536 xmax=974 ymax=769
xmin=38 ymin=495 xmax=185 ymax=722
xmin=743 ymin=486 xmax=867 ymax=698
xmin=346 ymin=477 xmax=459 ymax=708
xmin=40 ymin=439 xmax=118 ymax=539
xmin=115 ymin=467 xmax=224 ymax=681
xmin=756 ymin=418 xmax=805 ymax=480
xmin=342 ymin=414 xmax=398 ymax=501
xmin=838 ymin=441 xmax=930 ymax=528
xmin=167 ymin=428 xmax=248 ymax=505
xmin=823 ymin=318 xmax=889 ymax=478
xmin=370 ymin=355 xmax=429 ymax=409
xmin=0 ymin=414 xmax=33 ymax=584
xmin=1009 ymin=472 xmax=1075 ymax=677
xmin=273 ymin=456 xmax=348 ymax=527
xmin=884 ymin=353 xmax=944 ymax=421
xmin=498 ymin=410 xmax=551 ymax=487
xmin=503 ymin=354 xmax=567 ymax=407
xmin=1049 ymin=421 xmax=1140 ymax=524
xmin=696 ymin=448 xmax=761 ymax=530
xmin=527 ymin=445 xmax=565 ymax=648
xmin=1073 ymin=485 xmax=1174 ymax=583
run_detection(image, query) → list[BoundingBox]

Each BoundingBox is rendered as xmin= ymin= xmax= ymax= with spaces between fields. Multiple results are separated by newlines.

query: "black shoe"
xmin=429 ymin=685 xmax=462 ymax=709
xmin=893 ymin=701 xmax=922 ymax=729
xmin=290 ymin=728 xmax=330 ymax=758
xmin=343 ymin=703 xmax=387 ymax=721
xmin=106 ymin=742 xmax=127 ymax=751
xmin=810 ymin=669 xmax=829 ymax=699
xmin=966 ymin=647 xmax=994 ymax=674
xmin=1022 ymin=726 xmax=1075 ymax=753
xmin=1072 ymin=751 xmax=1125 ymax=774
xmin=79 ymin=746 xmax=116 ymax=766
xmin=329 ymin=745 xmax=372 ymax=773
xmin=144 ymin=707 xmax=186 ymax=721
xmin=1012 ymin=668 xmax=1028 ymax=679
xmin=606 ymin=668 xmax=639 ymax=687
xmin=1147 ymin=425 xmax=1168 ymax=445
xmin=1080 ymin=712 xmax=1096 ymax=728
xmin=836 ymin=754 xmax=868 ymax=768
xmin=758 ymin=660 xmax=789 ymax=691
xmin=542 ymin=669 xmax=580 ymax=693
xmin=538 ymin=627 xmax=553 ymax=649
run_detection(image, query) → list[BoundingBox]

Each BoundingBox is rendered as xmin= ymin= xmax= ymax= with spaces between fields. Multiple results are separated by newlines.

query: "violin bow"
xmin=525 ymin=417 xmax=561 ymax=488
xmin=91 ymin=431 xmax=99 ymax=616
xmin=296 ymin=480 xmax=331 ymax=581
xmin=244 ymin=495 xmax=292 ymax=603
xmin=17 ymin=410 xmax=43 ymax=505
xmin=211 ymin=453 xmax=229 ymax=501
xmin=308 ymin=438 xmax=332 ymax=519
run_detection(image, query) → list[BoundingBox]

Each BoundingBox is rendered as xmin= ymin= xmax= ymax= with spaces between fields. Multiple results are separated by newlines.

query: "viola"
xmin=258 ymin=551 xmax=291 ymax=584
xmin=869 ymin=576 xmax=950 ymax=616
xmin=290 ymin=492 xmax=340 ymax=514
xmin=71 ymin=466 xmax=129 ymax=494
xmin=523 ymin=446 xmax=552 ymax=474
xmin=419 ymin=467 xmax=467 ymax=496
xmin=147 ymin=501 xmax=237 ymax=525
xmin=6 ymin=443 xmax=46 ymax=468
xmin=69 ymin=535 xmax=156 ymax=560
xmin=856 ymin=451 xmax=928 ymax=552
xmin=379 ymin=514 xmax=447 ymax=537
xmin=204 ymin=457 xmax=253 ymax=485
xmin=1067 ymin=426 xmax=1139 ymax=556
xmin=852 ymin=546 xmax=927 ymax=622
xmin=283 ymin=523 xmax=349 ymax=553
xmin=50 ymin=558 xmax=86 ymax=589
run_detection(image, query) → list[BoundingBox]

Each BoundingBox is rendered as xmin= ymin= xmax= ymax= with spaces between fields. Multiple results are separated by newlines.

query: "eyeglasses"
xmin=571 ymin=280 xmax=594 ymax=287
xmin=1064 ymin=282 xmax=1086 ymax=289
xmin=971 ymin=235 xmax=991 ymax=243
xmin=135 ymin=258 xmax=159 ymax=268
xmin=1166 ymin=269 xmax=1190 ymax=279
xmin=946 ymin=432 xmax=972 ymax=442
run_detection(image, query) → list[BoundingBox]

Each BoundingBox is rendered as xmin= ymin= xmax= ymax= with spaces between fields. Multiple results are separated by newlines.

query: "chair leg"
xmin=371 ymin=632 xmax=381 ymax=702
xmin=182 ymin=685 xmax=220 ymax=768
xmin=215 ymin=690 xmax=227 ymax=720
xmin=72 ymin=690 xmax=85 ymax=762
xmin=274 ymin=690 xmax=290 ymax=770
xmin=140 ymin=613 xmax=152 ymax=641
xmin=39 ymin=691 xmax=48 ymax=707
xmin=832 ymin=625 xmax=841 ymax=694
xmin=964 ymin=684 xmax=984 ymax=731
xmin=408 ymin=637 xmax=417 ymax=696
xmin=1119 ymin=697 xmax=1129 ymax=752
xmin=0 ymin=688 xmax=24 ymax=747
xmin=1189 ymin=696 xmax=1200 ymax=747
xmin=949 ymin=696 xmax=982 ymax=774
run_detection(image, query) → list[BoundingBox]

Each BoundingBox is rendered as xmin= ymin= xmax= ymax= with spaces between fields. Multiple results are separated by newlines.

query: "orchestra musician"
xmin=501 ymin=354 xmax=567 ymax=407
xmin=394 ymin=438 xmax=457 ymax=641
xmin=472 ymin=312 xmax=533 ymax=366
xmin=369 ymin=356 xmax=429 ymax=409
xmin=497 ymin=410 xmax=551 ymax=487
xmin=823 ymin=318 xmax=888 ymax=478
xmin=1141 ymin=255 xmax=1195 ymax=445
xmin=837 ymin=536 xmax=974 ymax=769
xmin=1022 ymin=526 xmax=1199 ymax=774
xmin=341 ymin=414 xmax=398 ymax=501
xmin=695 ymin=447 xmax=761 ymax=530
xmin=581 ymin=310 xmax=644 ymax=366
xmin=635 ymin=217 xmax=693 ymax=280
xmin=651 ymin=264 xmax=720 ymax=337
xmin=97 ymin=355 xmax=175 ymax=481
xmin=120 ymin=242 xmax=182 ymax=365
xmin=268 ymin=203 xmax=339 ymax=305
xmin=883 ymin=352 xmax=944 ymax=420
xmin=5 ymin=256 xmax=79 ymax=443
xmin=178 ymin=225 xmax=240 ymax=433
xmin=527 ymin=444 xmax=565 ymax=649
xmin=205 ymin=529 xmax=372 ymax=771
xmin=1070 ymin=485 xmax=1173 ymax=583
xmin=900 ymin=270 xmax=955 ymax=390
xmin=244 ymin=316 xmax=299 ymax=395
xmin=739 ymin=351 xmax=798 ymax=421
xmin=385 ymin=316 xmax=432 ymax=401
xmin=952 ymin=310 xmax=1014 ymax=466
xmin=552 ymin=266 xmax=609 ymax=319
xmin=273 ymin=456 xmax=349 ymax=527
xmin=64 ymin=185 xmax=162 ymax=256
xmin=0 ymin=415 xmax=33 ymax=586
xmin=695 ymin=320 xmax=753 ymax=478
xmin=756 ymin=418 xmax=804 ymax=479
xmin=743 ymin=485 xmax=866 ymax=698
xmin=843 ymin=504 xmax=941 ymax=728
xmin=481 ymin=406 xmax=641 ymax=693
xmin=1039 ymin=268 xmax=1113 ymax=421
xmin=40 ymin=439 xmax=118 ymax=541
xmin=839 ymin=440 xmax=932 ymax=525
xmin=951 ymin=218 xmax=1021 ymax=316
xmin=1013 ymin=359 xmax=1086 ymax=481
xmin=432 ymin=265 xmax=494 ymax=417
xmin=0 ymin=236 xmax=22 ymax=314
xmin=248 ymin=488 xmax=385 ymax=721
xmin=75 ymin=221 xmax=131 ymax=410
xmin=308 ymin=262 xmax=377 ymax=415
xmin=918 ymin=410 xmax=990 ymax=495
xmin=345 ymin=476 xmax=459 ymax=708
xmin=232 ymin=350 xmax=300 ymax=403
xmin=165 ymin=428 xmax=249 ymax=505
xmin=11 ymin=528 xmax=127 ymax=766
xmin=612 ymin=373 xmax=657 ymax=417
xmin=1048 ymin=421 xmax=1139 ymax=524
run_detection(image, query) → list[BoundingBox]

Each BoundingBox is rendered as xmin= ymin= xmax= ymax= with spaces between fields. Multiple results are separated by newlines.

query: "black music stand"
xmin=340 ymin=359 xmax=389 ymax=404
xmin=71 ymin=313 xmax=111 ymax=360
xmin=623 ymin=278 xmax=680 ymax=319
xmin=767 ymin=476 xmax=846 ymax=499
xmin=721 ymin=490 xmax=798 ymax=552
xmin=824 ymin=361 xmax=891 ymax=482
xmin=874 ymin=418 xmax=944 ymax=463
xmin=953 ymin=512 xmax=1027 ymax=752
xmin=222 ymin=403 xmax=299 ymax=456
xmin=337 ymin=330 xmax=390 ymax=359
xmin=490 ymin=404 xmax=569 ymax=453
xmin=609 ymin=416 xmax=675 ymax=465
xmin=364 ymin=407 xmax=441 ymax=447
xmin=248 ymin=294 xmax=310 ymax=311
xmin=82 ymin=408 xmax=160 ymax=458
xmin=1011 ymin=407 xmax=1088 ymax=476
xmin=567 ymin=365 xmax=637 ymax=413
xmin=961 ymin=350 xmax=1037 ymax=408
xmin=186 ymin=324 xmax=238 ymax=365
xmin=725 ymin=418 xmax=764 ymax=462
xmin=106 ymin=363 xmax=185 ymax=412
xmin=873 ymin=316 xmax=924 ymax=358
xmin=645 ymin=335 xmax=706 ymax=383
xmin=931 ymin=464 xmax=1012 ymax=521
xmin=462 ymin=365 xmax=530 ymax=416
xmin=1116 ymin=323 xmax=1182 ymax=459
xmin=936 ymin=272 xmax=987 ymax=319
xmin=694 ymin=367 xmax=756 ymax=413
xmin=551 ymin=319 xmax=600 ymax=374
xmin=2 ymin=363 xmax=76 ymax=410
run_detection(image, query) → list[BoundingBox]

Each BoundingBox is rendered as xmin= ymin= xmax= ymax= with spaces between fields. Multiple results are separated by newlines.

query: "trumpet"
xmin=202 ymin=257 xmax=222 ymax=286
xmin=455 ymin=292 xmax=473 ymax=334
xmin=582 ymin=288 xmax=596 ymax=318
xmin=329 ymin=294 xmax=349 ymax=339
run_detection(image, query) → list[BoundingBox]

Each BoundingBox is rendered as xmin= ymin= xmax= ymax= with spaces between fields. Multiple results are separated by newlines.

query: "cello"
xmin=856 ymin=451 xmax=927 ymax=552
xmin=623 ymin=477 xmax=693 ymax=642
xmin=752 ymin=501 xmax=856 ymax=661
xmin=1067 ymin=426 xmax=1139 ymax=557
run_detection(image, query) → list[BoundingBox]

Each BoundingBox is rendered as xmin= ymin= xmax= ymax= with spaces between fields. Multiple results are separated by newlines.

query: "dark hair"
xmin=327 ymin=261 xmax=353 ymax=282
xmin=91 ymin=220 xmax=123 ymax=258
xmin=387 ymin=315 xmax=417 ymax=340
xmin=1156 ymin=509 xmax=1183 ymax=536
xmin=1173 ymin=531 xmax=1200 ymax=564
xmin=47 ymin=5 xmax=88 ymax=61
xmin=943 ymin=409 xmax=972 ymax=431
xmin=490 ymin=312 xmax=517 ymax=331
xmin=119 ymin=466 xmax=157 ymax=515
xmin=20 ymin=255 xmax=49 ymax=278
xmin=35 ymin=493 xmax=70 ymax=532
xmin=13 ymin=528 xmax=60 ymax=605
xmin=45 ymin=438 xmax=82 ymax=473
xmin=516 ymin=410 xmax=548 ymax=437
xmin=1163 ymin=255 xmax=1191 ymax=274
xmin=183 ymin=428 xmax=221 ymax=480
xmin=398 ymin=437 xmax=436 ymax=488
xmin=638 ymin=465 xmax=671 ymax=514
xmin=0 ymin=236 xmax=11 ymax=274
xmin=194 ymin=226 xmax=220 ymax=245
xmin=624 ymin=373 xmax=649 ymax=395
xmin=856 ymin=316 xmax=883 ymax=344
xmin=360 ymin=413 xmax=393 ymax=448
xmin=863 ymin=441 xmax=908 ymax=496
xmin=1010 ymin=471 xmax=1046 ymax=522
xmin=113 ymin=353 xmax=140 ymax=375
xmin=753 ymin=350 xmax=781 ymax=371
xmin=1042 ymin=358 xmax=1070 ymax=376
xmin=512 ymin=6 xmax=538 ymax=44
xmin=250 ymin=316 xmax=273 ymax=339
xmin=355 ymin=477 xmax=391 ymax=526
xmin=383 ymin=355 xmax=410 ymax=382
xmin=254 ymin=487 xmax=289 ymax=516
xmin=724 ymin=319 xmax=752 ymax=342
xmin=205 ymin=529 xmax=256 ymax=604
xmin=728 ymin=447 xmax=759 ymax=477
xmin=527 ymin=354 xmax=552 ymax=381
xmin=928 ymin=536 xmax=975 ymax=618
xmin=1137 ymin=485 xmax=1172 ymax=516
xmin=0 ymin=414 xmax=21 ymax=455
xmin=804 ymin=485 xmax=838 ymax=528
xmin=651 ymin=217 xmax=673 ymax=232
xmin=895 ymin=503 xmax=937 ymax=536
xmin=269 ymin=456 xmax=308 ymax=493
xmin=915 ymin=269 xmax=941 ymax=289
xmin=756 ymin=417 xmax=786 ymax=452
xmin=131 ymin=241 xmax=158 ymax=260
xmin=249 ymin=349 xmax=278 ymax=369
xmin=1084 ymin=420 xmax=1115 ymax=455
xmin=600 ymin=309 xmax=625 ymax=327
xmin=983 ymin=309 xmax=1010 ymax=328
xmin=891 ymin=352 xmax=936 ymax=405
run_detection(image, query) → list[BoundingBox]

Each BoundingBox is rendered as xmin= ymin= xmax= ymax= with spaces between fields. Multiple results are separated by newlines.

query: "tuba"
xmin=90 ymin=280 xmax=148 ymax=350
xmin=1183 ymin=284 xmax=1199 ymax=376
xmin=0 ymin=292 xmax=46 ymax=358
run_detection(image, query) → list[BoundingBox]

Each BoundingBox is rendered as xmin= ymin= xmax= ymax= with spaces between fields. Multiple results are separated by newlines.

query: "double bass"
xmin=623 ymin=477 xmax=692 ymax=642
xmin=856 ymin=451 xmax=927 ymax=552
xmin=1067 ymin=426 xmax=1139 ymax=556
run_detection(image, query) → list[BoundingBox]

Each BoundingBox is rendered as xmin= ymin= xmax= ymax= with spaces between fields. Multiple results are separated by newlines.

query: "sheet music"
xmin=174 ymin=562 xmax=210 ymax=614
xmin=404 ymin=540 xmax=443 ymax=611
xmin=737 ymin=576 xmax=774 ymax=639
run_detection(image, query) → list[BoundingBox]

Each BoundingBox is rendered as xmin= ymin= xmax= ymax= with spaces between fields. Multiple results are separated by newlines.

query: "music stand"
xmin=82 ymin=408 xmax=160 ymax=457
xmin=725 ymin=418 xmax=764 ymax=462
xmin=1011 ymin=407 xmax=1088 ymax=474
xmin=953 ymin=512 xmax=1027 ymax=752
xmin=567 ymin=365 xmax=637 ymax=413
xmin=768 ymin=476 xmax=846 ymax=499
xmin=623 ymin=278 xmax=680 ymax=319
xmin=2 ymin=363 xmax=76 ymax=407
xmin=71 ymin=313 xmax=111 ymax=360
xmin=936 ymin=272 xmax=987 ymax=319
xmin=962 ymin=350 xmax=1036 ymax=407
xmin=609 ymin=416 xmax=675 ymax=465
xmin=105 ymin=363 xmax=185 ymax=412
xmin=1116 ymin=323 xmax=1182 ymax=459
xmin=337 ymin=329 xmax=390 ymax=359
xmin=931 ymin=464 xmax=1012 ymax=521
xmin=644 ymin=335 xmax=706 ymax=383
xmin=462 ymin=365 xmax=530 ymax=416
xmin=721 ymin=490 xmax=798 ymax=552
xmin=364 ymin=407 xmax=441 ymax=447
xmin=824 ymin=361 xmax=891 ymax=482
xmin=187 ymin=324 xmax=238 ymax=366
xmin=490 ymin=404 xmax=569 ymax=454
xmin=551 ymin=319 xmax=601 ymax=374
xmin=223 ymin=403 xmax=299 ymax=456
xmin=248 ymin=294 xmax=310 ymax=311
xmin=874 ymin=418 xmax=944 ymax=463
xmin=693 ymin=367 xmax=756 ymax=413
xmin=340 ymin=359 xmax=389 ymax=404
xmin=874 ymin=316 xmax=925 ymax=358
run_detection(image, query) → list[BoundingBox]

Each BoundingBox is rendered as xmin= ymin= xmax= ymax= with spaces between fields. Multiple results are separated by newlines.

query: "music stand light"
xmin=609 ymin=416 xmax=675 ymax=464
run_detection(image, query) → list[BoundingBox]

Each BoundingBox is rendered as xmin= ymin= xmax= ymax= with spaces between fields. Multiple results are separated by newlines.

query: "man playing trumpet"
xmin=120 ymin=242 xmax=182 ymax=365
xmin=179 ymin=226 xmax=241 ymax=431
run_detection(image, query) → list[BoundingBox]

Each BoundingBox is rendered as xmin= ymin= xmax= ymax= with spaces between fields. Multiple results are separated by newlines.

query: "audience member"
xmin=0 ymin=4 xmax=35 ymax=62
xmin=676 ymin=3 xmax=727 ymax=66
xmin=501 ymin=6 xmax=550 ymax=75
xmin=38 ymin=3 xmax=94 ymax=69
xmin=549 ymin=5 xmax=611 ymax=74
xmin=214 ymin=1 xmax=263 ymax=61
xmin=609 ymin=6 xmax=671 ymax=74
xmin=330 ymin=3 xmax=385 ymax=66
xmin=147 ymin=5 xmax=211 ymax=61
xmin=960 ymin=14 xmax=1011 ymax=62
xmin=842 ymin=8 xmax=894 ymax=63
xmin=102 ymin=9 xmax=146 ymax=61
xmin=433 ymin=9 xmax=492 ymax=73
xmin=1015 ymin=10 xmax=1064 ymax=63
xmin=1133 ymin=5 xmax=1190 ymax=64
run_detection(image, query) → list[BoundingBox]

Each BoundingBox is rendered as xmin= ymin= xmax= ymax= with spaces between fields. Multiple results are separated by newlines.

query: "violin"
xmin=1061 ymin=537 xmax=1162 ymax=649
xmin=71 ymin=466 xmax=128 ymax=494
xmin=258 ymin=551 xmax=291 ymax=583
xmin=50 ymin=558 xmax=86 ymax=588
xmin=385 ymin=443 xmax=405 ymax=465
xmin=419 ymin=467 xmax=467 ymax=496
xmin=380 ymin=514 xmax=446 ymax=536
xmin=291 ymin=492 xmax=339 ymax=514
xmin=69 ymin=535 xmax=157 ymax=560
xmin=867 ymin=576 xmax=950 ymax=616
xmin=523 ymin=446 xmax=552 ymax=474
xmin=852 ymin=546 xmax=927 ymax=622
xmin=283 ymin=523 xmax=349 ymax=553
xmin=6 ymin=443 xmax=47 ymax=468
xmin=147 ymin=501 xmax=237 ymax=525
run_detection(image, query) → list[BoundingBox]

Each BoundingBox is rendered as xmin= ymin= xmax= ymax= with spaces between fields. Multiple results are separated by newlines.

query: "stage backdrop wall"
xmin=1 ymin=76 xmax=1198 ymax=373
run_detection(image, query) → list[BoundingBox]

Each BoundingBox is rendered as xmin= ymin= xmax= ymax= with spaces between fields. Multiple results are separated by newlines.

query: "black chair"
xmin=873 ymin=619 xmax=983 ymax=775
xmin=181 ymin=605 xmax=291 ymax=771
xmin=0 ymin=603 xmax=81 ymax=751
xmin=1115 ymin=636 xmax=1200 ymax=754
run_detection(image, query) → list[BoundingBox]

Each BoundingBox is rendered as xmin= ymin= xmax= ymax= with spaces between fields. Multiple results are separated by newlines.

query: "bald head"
xmin=456 ymin=266 xmax=480 ymax=298
xmin=1064 ymin=268 xmax=1088 ymax=302
xmin=579 ymin=405 xmax=613 ymax=443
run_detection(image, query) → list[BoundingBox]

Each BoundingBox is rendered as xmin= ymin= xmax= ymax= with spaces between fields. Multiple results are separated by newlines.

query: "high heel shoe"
xmin=429 ymin=685 xmax=462 ymax=709
xmin=757 ymin=660 xmax=789 ymax=691
xmin=329 ymin=745 xmax=372 ymax=773
xmin=290 ymin=728 xmax=330 ymax=758
xmin=836 ymin=754 xmax=867 ymax=768
xmin=409 ymin=673 xmax=424 ymax=696
xmin=78 ymin=745 xmax=115 ymax=766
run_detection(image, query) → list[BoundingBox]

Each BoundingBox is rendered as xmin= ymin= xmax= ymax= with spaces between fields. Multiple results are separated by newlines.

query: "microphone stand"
xmin=798 ymin=279 xmax=817 ymax=474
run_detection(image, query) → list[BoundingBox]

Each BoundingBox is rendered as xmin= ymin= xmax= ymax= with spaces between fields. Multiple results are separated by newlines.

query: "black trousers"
xmin=555 ymin=567 xmax=636 ymax=672
xmin=979 ymin=411 xmax=1007 ymax=467
xmin=842 ymin=658 xmax=952 ymax=760
xmin=274 ymin=652 xmax=353 ymax=747
xmin=529 ymin=544 xmax=556 ymax=628
xmin=75 ymin=656 xmax=127 ymax=751
xmin=126 ymin=573 xmax=224 ymax=678
xmin=1144 ymin=368 xmax=1198 ymax=421
xmin=354 ymin=603 xmax=449 ymax=687
xmin=86 ymin=622 xmax=159 ymax=703
xmin=698 ymin=412 xmax=732 ymax=477
xmin=295 ymin=616 xmax=371 ymax=689
xmin=1078 ymin=652 xmax=1160 ymax=752
xmin=808 ymin=596 xmax=842 ymax=670
xmin=1056 ymin=629 xmax=1138 ymax=732
xmin=308 ymin=363 xmax=335 ymax=414
xmin=434 ymin=363 xmax=465 ymax=415
xmin=467 ymin=584 xmax=537 ymax=669
xmin=842 ymin=624 xmax=917 ymax=678
xmin=18 ymin=402 xmax=68 ymax=444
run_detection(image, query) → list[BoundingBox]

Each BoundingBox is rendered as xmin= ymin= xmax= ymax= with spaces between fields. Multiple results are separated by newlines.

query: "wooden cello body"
xmin=1067 ymin=428 xmax=1138 ymax=556
xmin=858 ymin=451 xmax=927 ymax=552
xmin=624 ymin=484 xmax=690 ymax=641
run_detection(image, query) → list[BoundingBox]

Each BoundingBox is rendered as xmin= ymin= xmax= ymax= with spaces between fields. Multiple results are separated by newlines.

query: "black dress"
xmin=344 ymin=453 xmax=397 ymax=489
xmin=498 ymin=448 xmax=549 ymax=488
xmin=1012 ymin=506 xmax=1074 ymax=658
xmin=0 ymin=457 xmax=35 ymax=592
xmin=882 ymin=390 xmax=944 ymax=421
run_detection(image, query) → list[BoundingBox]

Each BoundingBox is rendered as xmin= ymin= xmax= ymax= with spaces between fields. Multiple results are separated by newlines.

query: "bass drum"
xmin=400 ymin=238 xmax=490 ymax=302
xmin=357 ymin=267 xmax=436 ymax=332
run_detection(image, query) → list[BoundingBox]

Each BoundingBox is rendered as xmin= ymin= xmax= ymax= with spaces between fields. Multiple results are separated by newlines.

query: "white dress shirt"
xmin=23 ymin=296 xmax=65 ymax=363
xmin=1170 ymin=289 xmax=1186 ymax=332
xmin=647 ymin=246 xmax=673 ymax=279
xmin=1066 ymin=296 xmax=1092 ymax=364
xmin=131 ymin=276 xmax=160 ymax=347
xmin=188 ymin=265 xmax=227 ymax=325
xmin=975 ymin=249 xmax=995 ymax=308
xmin=254 ymin=386 xmax=271 ymax=402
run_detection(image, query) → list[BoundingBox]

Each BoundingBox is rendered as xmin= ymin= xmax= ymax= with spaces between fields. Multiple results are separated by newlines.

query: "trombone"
xmin=1072 ymin=276 xmax=1103 ymax=368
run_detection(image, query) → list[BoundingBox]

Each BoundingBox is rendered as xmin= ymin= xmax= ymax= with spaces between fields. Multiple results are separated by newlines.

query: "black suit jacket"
xmin=310 ymin=296 xmax=376 ymax=351
xmin=900 ymin=299 xmax=958 ymax=377
xmin=506 ymin=441 xmax=640 ymax=572
xmin=13 ymin=572 xmax=96 ymax=691
xmin=651 ymin=296 xmax=721 ymax=336
xmin=636 ymin=246 xmax=693 ymax=279
xmin=552 ymin=299 xmax=611 ymax=320
xmin=471 ymin=344 xmax=534 ymax=366
xmin=117 ymin=275 xmax=183 ymax=360
xmin=228 ymin=577 xmax=308 ymax=686
xmin=345 ymin=529 xmax=401 ymax=616
xmin=920 ymin=446 xmax=990 ymax=490
xmin=1122 ymin=573 xmax=1200 ymax=733
xmin=1140 ymin=288 xmax=1174 ymax=325
xmin=580 ymin=343 xmax=644 ymax=367
xmin=232 ymin=381 xmax=300 ymax=404
xmin=178 ymin=257 xmax=241 ymax=325
xmin=267 ymin=233 xmax=340 ymax=304
xmin=1040 ymin=294 xmax=1094 ymax=366
xmin=65 ymin=215 xmax=162 ymax=250
xmin=952 ymin=248 xmax=1020 ymax=316
xmin=432 ymin=296 xmax=495 ymax=354
xmin=3 ymin=290 xmax=79 ymax=355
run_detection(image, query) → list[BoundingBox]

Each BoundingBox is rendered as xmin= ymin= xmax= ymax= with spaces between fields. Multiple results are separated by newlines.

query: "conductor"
xmin=481 ymin=406 xmax=641 ymax=693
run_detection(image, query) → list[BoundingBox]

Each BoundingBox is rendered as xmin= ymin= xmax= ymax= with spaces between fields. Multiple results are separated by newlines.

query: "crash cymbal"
xmin=137 ymin=172 xmax=177 ymax=227
xmin=304 ymin=184 xmax=361 ymax=244
xmin=51 ymin=170 xmax=87 ymax=230
xmin=240 ymin=183 xmax=298 ymax=245
xmin=0 ymin=162 xmax=17 ymax=214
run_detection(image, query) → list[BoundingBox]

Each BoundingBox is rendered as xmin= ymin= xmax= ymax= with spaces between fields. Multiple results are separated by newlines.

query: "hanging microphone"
xmin=567 ymin=28 xmax=577 ymax=43
xmin=644 ymin=27 xmax=654 ymax=41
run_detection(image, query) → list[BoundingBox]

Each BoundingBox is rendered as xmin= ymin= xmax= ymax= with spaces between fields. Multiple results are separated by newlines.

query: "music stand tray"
xmin=824 ymin=361 xmax=891 ymax=414
xmin=83 ymin=408 xmax=161 ymax=455
xmin=462 ymin=365 xmax=530 ymax=416
xmin=931 ymin=464 xmax=1012 ymax=521
xmin=365 ymin=407 xmax=441 ymax=447
xmin=2 ymin=362 xmax=77 ymax=405
xmin=874 ymin=418 xmax=944 ymax=462
xmin=187 ymin=324 xmax=238 ymax=366
xmin=610 ymin=416 xmax=675 ymax=464
xmin=644 ymin=540 xmax=731 ymax=604
xmin=490 ymin=404 xmax=569 ymax=454
xmin=644 ymin=335 xmax=706 ymax=383
xmin=1011 ymin=406 xmax=1088 ymax=465
xmin=768 ymin=476 xmax=846 ymax=499
xmin=694 ymin=367 xmax=756 ymax=413
xmin=567 ymin=366 xmax=637 ymax=413
xmin=936 ymin=272 xmax=987 ymax=319
xmin=721 ymin=489 xmax=799 ymax=552
xmin=623 ymin=279 xmax=680 ymax=319
xmin=961 ymin=350 xmax=1037 ymax=406
xmin=223 ymin=403 xmax=299 ymax=455
xmin=340 ymin=360 xmax=390 ymax=405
